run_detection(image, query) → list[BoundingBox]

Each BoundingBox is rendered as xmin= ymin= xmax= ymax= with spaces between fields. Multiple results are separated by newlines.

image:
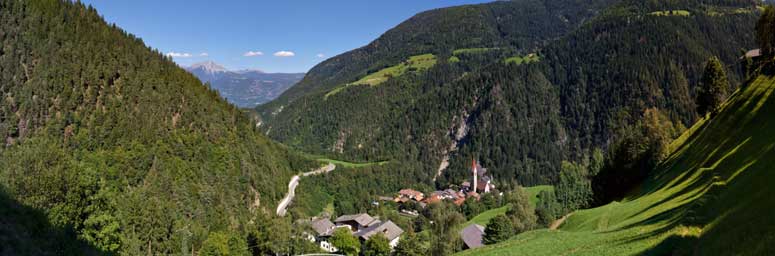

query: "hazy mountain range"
xmin=185 ymin=61 xmax=304 ymax=108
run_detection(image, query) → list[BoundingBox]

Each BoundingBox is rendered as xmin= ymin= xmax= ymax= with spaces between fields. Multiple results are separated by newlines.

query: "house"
xmin=461 ymin=181 xmax=471 ymax=191
xmin=334 ymin=213 xmax=379 ymax=232
xmin=743 ymin=48 xmax=761 ymax=59
xmin=423 ymin=189 xmax=466 ymax=205
xmin=424 ymin=193 xmax=442 ymax=204
xmin=353 ymin=220 xmax=404 ymax=248
xmin=453 ymin=197 xmax=466 ymax=206
xmin=306 ymin=217 xmax=338 ymax=253
xmin=396 ymin=189 xmax=425 ymax=201
xmin=460 ymin=224 xmax=485 ymax=249
xmin=307 ymin=213 xmax=404 ymax=249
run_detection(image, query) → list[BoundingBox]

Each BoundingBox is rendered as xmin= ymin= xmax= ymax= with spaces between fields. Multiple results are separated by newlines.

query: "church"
xmin=461 ymin=159 xmax=496 ymax=194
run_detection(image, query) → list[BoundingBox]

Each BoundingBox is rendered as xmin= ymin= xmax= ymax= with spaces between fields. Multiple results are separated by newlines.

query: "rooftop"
xmin=398 ymin=189 xmax=424 ymax=197
xmin=310 ymin=218 xmax=335 ymax=236
xmin=335 ymin=213 xmax=376 ymax=227
xmin=354 ymin=220 xmax=404 ymax=241
xmin=744 ymin=48 xmax=761 ymax=59
xmin=460 ymin=224 xmax=485 ymax=249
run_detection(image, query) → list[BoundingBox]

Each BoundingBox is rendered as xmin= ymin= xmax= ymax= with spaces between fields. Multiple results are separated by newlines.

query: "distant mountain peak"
xmin=187 ymin=61 xmax=228 ymax=74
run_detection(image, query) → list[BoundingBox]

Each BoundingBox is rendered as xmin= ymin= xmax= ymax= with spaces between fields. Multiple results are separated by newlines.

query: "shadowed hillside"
xmin=0 ymin=186 xmax=104 ymax=255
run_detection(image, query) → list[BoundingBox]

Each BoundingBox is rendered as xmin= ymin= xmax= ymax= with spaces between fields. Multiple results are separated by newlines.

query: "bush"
xmin=505 ymin=187 xmax=537 ymax=234
xmin=200 ymin=231 xmax=249 ymax=256
xmin=330 ymin=228 xmax=360 ymax=256
xmin=362 ymin=233 xmax=391 ymax=256
xmin=483 ymin=214 xmax=513 ymax=244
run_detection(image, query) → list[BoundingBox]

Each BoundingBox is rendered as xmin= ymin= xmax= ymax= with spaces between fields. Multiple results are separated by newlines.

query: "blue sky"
xmin=81 ymin=0 xmax=493 ymax=73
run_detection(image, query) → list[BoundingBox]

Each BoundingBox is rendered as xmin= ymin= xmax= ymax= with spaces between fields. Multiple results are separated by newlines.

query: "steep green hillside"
xmin=258 ymin=0 xmax=760 ymax=190
xmin=456 ymin=72 xmax=775 ymax=255
xmin=0 ymin=0 xmax=313 ymax=254
xmin=260 ymin=0 xmax=615 ymax=107
xmin=463 ymin=185 xmax=554 ymax=226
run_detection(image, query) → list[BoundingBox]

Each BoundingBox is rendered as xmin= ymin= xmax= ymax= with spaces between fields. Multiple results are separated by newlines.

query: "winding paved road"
xmin=276 ymin=163 xmax=336 ymax=216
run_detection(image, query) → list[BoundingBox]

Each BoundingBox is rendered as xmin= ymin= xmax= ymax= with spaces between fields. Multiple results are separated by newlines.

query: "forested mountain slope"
xmin=261 ymin=0 xmax=615 ymax=107
xmin=257 ymin=0 xmax=760 ymax=188
xmin=0 ymin=0 xmax=313 ymax=254
xmin=457 ymin=64 xmax=775 ymax=256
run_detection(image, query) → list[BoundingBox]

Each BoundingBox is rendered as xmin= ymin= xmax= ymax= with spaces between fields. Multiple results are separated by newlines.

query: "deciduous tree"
xmin=362 ymin=233 xmax=391 ymax=256
xmin=330 ymin=228 xmax=360 ymax=256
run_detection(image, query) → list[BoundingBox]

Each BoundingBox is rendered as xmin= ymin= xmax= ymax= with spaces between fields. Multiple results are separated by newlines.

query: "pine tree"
xmin=696 ymin=57 xmax=729 ymax=116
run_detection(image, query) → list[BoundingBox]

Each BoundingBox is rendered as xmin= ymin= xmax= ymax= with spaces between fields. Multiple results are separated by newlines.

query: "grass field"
xmin=504 ymin=53 xmax=539 ymax=65
xmin=524 ymin=185 xmax=554 ymax=206
xmin=465 ymin=204 xmax=511 ymax=227
xmin=649 ymin=10 xmax=691 ymax=16
xmin=324 ymin=54 xmax=437 ymax=99
xmin=463 ymin=185 xmax=554 ymax=227
xmin=453 ymin=47 xmax=499 ymax=55
xmin=456 ymin=75 xmax=775 ymax=255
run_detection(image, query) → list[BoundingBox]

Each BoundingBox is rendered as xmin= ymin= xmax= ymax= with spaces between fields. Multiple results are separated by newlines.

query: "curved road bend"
xmin=276 ymin=163 xmax=336 ymax=216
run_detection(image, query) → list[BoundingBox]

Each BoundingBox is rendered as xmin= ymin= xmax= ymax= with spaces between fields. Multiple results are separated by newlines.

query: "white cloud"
xmin=273 ymin=51 xmax=295 ymax=57
xmin=243 ymin=51 xmax=264 ymax=57
xmin=316 ymin=53 xmax=325 ymax=58
xmin=166 ymin=52 xmax=193 ymax=58
xmin=199 ymin=52 xmax=209 ymax=57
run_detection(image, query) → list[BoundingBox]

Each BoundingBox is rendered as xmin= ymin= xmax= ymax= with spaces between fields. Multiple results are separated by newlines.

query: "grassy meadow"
xmin=504 ymin=53 xmax=540 ymax=65
xmin=463 ymin=185 xmax=554 ymax=227
xmin=453 ymin=47 xmax=499 ymax=55
xmin=648 ymin=10 xmax=692 ymax=16
xmin=325 ymin=54 xmax=437 ymax=99
xmin=456 ymin=75 xmax=775 ymax=255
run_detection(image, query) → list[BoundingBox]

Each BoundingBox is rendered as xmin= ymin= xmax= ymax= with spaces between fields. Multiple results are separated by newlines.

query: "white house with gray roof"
xmin=308 ymin=213 xmax=404 ymax=251
xmin=306 ymin=217 xmax=338 ymax=253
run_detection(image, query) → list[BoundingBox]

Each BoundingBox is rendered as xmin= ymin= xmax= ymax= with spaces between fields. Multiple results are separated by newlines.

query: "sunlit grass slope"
xmin=463 ymin=185 xmax=554 ymax=226
xmin=456 ymin=75 xmax=775 ymax=255
xmin=324 ymin=54 xmax=437 ymax=99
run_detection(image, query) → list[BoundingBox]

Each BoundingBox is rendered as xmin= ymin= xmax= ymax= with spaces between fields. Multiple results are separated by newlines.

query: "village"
xmin=301 ymin=159 xmax=497 ymax=252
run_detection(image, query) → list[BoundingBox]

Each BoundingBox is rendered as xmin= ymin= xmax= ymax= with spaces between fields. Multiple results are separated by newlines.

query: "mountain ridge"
xmin=185 ymin=61 xmax=304 ymax=107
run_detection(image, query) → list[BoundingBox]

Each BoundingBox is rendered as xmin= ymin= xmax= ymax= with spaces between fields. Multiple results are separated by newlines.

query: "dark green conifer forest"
xmin=258 ymin=0 xmax=760 ymax=210
xmin=0 ymin=0 xmax=316 ymax=254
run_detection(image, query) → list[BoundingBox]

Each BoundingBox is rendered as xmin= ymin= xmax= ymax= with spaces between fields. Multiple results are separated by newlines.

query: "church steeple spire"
xmin=472 ymin=158 xmax=478 ymax=193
